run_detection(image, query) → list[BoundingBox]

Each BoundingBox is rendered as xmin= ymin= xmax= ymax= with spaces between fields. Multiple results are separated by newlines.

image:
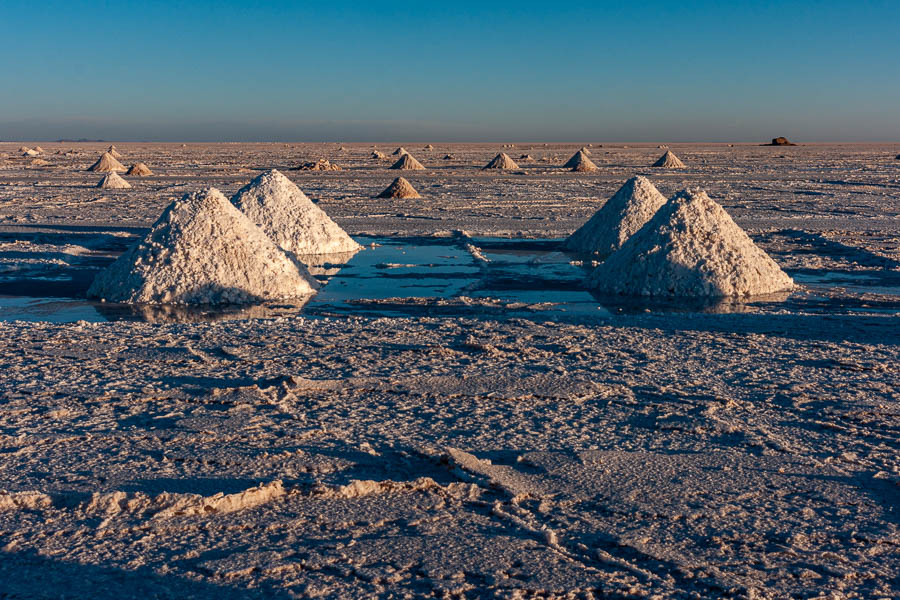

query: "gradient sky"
xmin=2 ymin=1 xmax=898 ymax=142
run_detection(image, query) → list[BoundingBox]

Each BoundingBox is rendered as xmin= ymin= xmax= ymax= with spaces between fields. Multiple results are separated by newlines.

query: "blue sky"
xmin=1 ymin=1 xmax=898 ymax=142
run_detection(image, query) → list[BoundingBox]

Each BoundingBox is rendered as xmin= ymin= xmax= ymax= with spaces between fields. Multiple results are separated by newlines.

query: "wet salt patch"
xmin=1 ymin=236 xmax=898 ymax=322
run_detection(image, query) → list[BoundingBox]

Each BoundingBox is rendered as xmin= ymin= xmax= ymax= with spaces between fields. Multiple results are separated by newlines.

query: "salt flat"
xmin=0 ymin=142 xmax=898 ymax=598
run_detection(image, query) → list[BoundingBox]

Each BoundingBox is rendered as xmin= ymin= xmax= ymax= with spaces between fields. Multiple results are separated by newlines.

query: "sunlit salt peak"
xmin=565 ymin=176 xmax=667 ymax=256
xmin=87 ymin=187 xmax=319 ymax=305
xmin=652 ymin=150 xmax=685 ymax=168
xmin=483 ymin=152 xmax=519 ymax=170
xmin=97 ymin=171 xmax=131 ymax=189
xmin=231 ymin=169 xmax=361 ymax=255
xmin=587 ymin=188 xmax=794 ymax=297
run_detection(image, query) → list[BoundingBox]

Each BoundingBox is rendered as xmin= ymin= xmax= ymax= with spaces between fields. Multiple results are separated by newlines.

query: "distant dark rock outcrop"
xmin=764 ymin=137 xmax=797 ymax=146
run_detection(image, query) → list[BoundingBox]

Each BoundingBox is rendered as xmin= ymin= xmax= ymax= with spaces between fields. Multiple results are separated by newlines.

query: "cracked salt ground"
xmin=1 ymin=142 xmax=900 ymax=598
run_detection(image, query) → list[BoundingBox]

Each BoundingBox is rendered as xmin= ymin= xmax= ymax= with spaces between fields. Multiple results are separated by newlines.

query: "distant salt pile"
xmin=297 ymin=159 xmax=341 ymax=171
xmin=231 ymin=169 xmax=361 ymax=255
xmin=22 ymin=148 xmax=40 ymax=157
xmin=377 ymin=177 xmax=420 ymax=199
xmin=30 ymin=158 xmax=50 ymax=166
xmin=108 ymin=145 xmax=123 ymax=159
xmin=372 ymin=150 xmax=387 ymax=160
xmin=87 ymin=151 xmax=126 ymax=172
xmin=483 ymin=152 xmax=519 ymax=170
xmin=518 ymin=154 xmax=534 ymax=161
xmin=390 ymin=153 xmax=425 ymax=170
xmin=651 ymin=150 xmax=685 ymax=168
xmin=565 ymin=176 xmax=667 ymax=256
xmin=579 ymin=146 xmax=591 ymax=155
xmin=587 ymin=188 xmax=794 ymax=297
xmin=442 ymin=154 xmax=454 ymax=160
xmin=88 ymin=188 xmax=318 ymax=304
xmin=126 ymin=162 xmax=153 ymax=176
xmin=766 ymin=137 xmax=796 ymax=146
xmin=392 ymin=147 xmax=407 ymax=156
xmin=34 ymin=146 xmax=44 ymax=153
xmin=97 ymin=172 xmax=131 ymax=189
xmin=424 ymin=144 xmax=434 ymax=150
xmin=564 ymin=150 xmax=599 ymax=172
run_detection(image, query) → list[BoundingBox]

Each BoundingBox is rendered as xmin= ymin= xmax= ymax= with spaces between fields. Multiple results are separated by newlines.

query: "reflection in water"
xmin=294 ymin=248 xmax=361 ymax=278
xmin=93 ymin=297 xmax=313 ymax=324
xmin=7 ymin=236 xmax=887 ymax=324
xmin=587 ymin=290 xmax=794 ymax=315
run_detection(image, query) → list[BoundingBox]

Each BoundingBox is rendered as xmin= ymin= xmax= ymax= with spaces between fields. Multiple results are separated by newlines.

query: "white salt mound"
xmin=652 ymin=150 xmax=685 ymax=168
xmin=587 ymin=188 xmax=794 ymax=297
xmin=483 ymin=153 xmax=519 ymax=170
xmin=108 ymin=145 xmax=123 ymax=159
xmin=565 ymin=176 xmax=667 ymax=255
xmin=377 ymin=177 xmax=420 ymax=199
xmin=372 ymin=150 xmax=387 ymax=160
xmin=22 ymin=148 xmax=40 ymax=157
xmin=390 ymin=153 xmax=425 ymax=170
xmin=564 ymin=150 xmax=599 ymax=172
xmin=97 ymin=172 xmax=131 ymax=189
xmin=87 ymin=152 xmax=126 ymax=172
xmin=392 ymin=147 xmax=407 ymax=156
xmin=88 ymin=187 xmax=318 ymax=304
xmin=127 ymin=162 xmax=153 ymax=176
xmin=231 ymin=169 xmax=361 ymax=255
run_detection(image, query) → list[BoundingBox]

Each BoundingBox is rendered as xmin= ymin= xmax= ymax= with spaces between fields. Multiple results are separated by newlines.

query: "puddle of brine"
xmin=0 ymin=236 xmax=896 ymax=323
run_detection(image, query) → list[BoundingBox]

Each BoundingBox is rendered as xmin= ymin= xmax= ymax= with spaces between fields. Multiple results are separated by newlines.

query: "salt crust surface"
xmin=88 ymin=187 xmax=318 ymax=304
xmin=231 ymin=169 xmax=361 ymax=255
xmin=565 ymin=175 xmax=667 ymax=255
xmin=588 ymin=188 xmax=795 ymax=296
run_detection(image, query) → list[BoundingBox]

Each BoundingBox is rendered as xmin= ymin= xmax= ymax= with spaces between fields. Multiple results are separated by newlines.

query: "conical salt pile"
xmin=586 ymin=188 xmax=794 ymax=297
xmin=97 ymin=172 xmax=132 ymax=189
xmin=297 ymin=159 xmax=341 ymax=171
xmin=372 ymin=150 xmax=387 ymax=160
xmin=483 ymin=153 xmax=519 ymax=170
xmin=231 ymin=169 xmax=361 ymax=255
xmin=565 ymin=176 xmax=667 ymax=255
xmin=22 ymin=148 xmax=40 ymax=157
xmin=564 ymin=150 xmax=599 ymax=172
xmin=88 ymin=188 xmax=318 ymax=304
xmin=377 ymin=177 xmax=420 ymax=199
xmin=579 ymin=146 xmax=591 ymax=155
xmin=392 ymin=147 xmax=407 ymax=156
xmin=652 ymin=150 xmax=685 ymax=168
xmin=390 ymin=153 xmax=425 ymax=170
xmin=108 ymin=145 xmax=123 ymax=159
xmin=424 ymin=144 xmax=434 ymax=150
xmin=87 ymin=152 xmax=126 ymax=172
xmin=127 ymin=162 xmax=153 ymax=176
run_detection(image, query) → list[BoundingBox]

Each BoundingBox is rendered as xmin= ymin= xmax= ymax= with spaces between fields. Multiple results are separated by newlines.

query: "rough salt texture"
xmin=377 ymin=177 xmax=420 ymax=199
xmin=564 ymin=149 xmax=599 ymax=172
xmin=483 ymin=152 xmax=519 ymax=169
xmin=87 ymin=187 xmax=318 ymax=304
xmin=588 ymin=188 xmax=795 ymax=297
xmin=390 ymin=153 xmax=425 ymax=170
xmin=231 ymin=169 xmax=361 ymax=255
xmin=652 ymin=150 xmax=686 ymax=168
xmin=565 ymin=175 xmax=667 ymax=255
xmin=97 ymin=172 xmax=131 ymax=189
xmin=87 ymin=151 xmax=127 ymax=172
